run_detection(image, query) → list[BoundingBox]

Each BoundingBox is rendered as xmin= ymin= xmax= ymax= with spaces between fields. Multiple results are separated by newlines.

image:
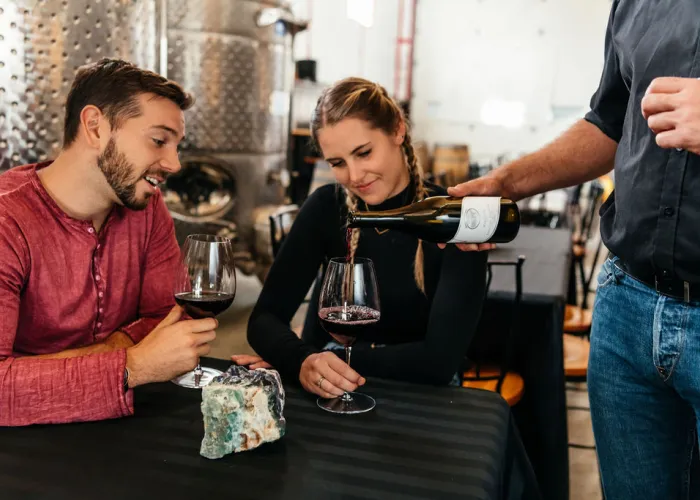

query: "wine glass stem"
xmin=341 ymin=345 xmax=353 ymax=403
xmin=194 ymin=363 xmax=203 ymax=388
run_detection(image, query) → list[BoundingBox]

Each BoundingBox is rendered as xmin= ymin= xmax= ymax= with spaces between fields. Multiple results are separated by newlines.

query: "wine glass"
xmin=317 ymin=257 xmax=380 ymax=414
xmin=172 ymin=234 xmax=237 ymax=388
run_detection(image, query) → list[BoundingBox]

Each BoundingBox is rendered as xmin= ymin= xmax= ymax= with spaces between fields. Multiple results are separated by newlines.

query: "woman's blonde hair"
xmin=311 ymin=77 xmax=428 ymax=292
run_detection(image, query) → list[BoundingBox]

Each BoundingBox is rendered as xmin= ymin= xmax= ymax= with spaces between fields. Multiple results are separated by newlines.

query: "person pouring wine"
xmin=233 ymin=77 xmax=488 ymax=400
xmin=442 ymin=2 xmax=700 ymax=496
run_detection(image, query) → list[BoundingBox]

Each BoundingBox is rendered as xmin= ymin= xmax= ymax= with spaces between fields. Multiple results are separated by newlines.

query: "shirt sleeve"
xmin=584 ymin=0 xmax=629 ymax=143
xmin=347 ymin=247 xmax=488 ymax=385
xmin=120 ymin=192 xmax=181 ymax=343
xmin=246 ymin=187 xmax=338 ymax=381
xmin=0 ymin=216 xmax=133 ymax=426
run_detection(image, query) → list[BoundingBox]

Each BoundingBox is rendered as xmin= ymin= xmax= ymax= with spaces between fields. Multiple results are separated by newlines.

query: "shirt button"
xmin=95 ymin=275 xmax=101 ymax=282
xmin=87 ymin=227 xmax=95 ymax=234
xmin=99 ymin=308 xmax=104 ymax=313
xmin=98 ymin=291 xmax=104 ymax=298
xmin=96 ymin=244 xmax=101 ymax=250
xmin=664 ymin=207 xmax=675 ymax=217
xmin=97 ymin=322 xmax=102 ymax=328
xmin=662 ymin=270 xmax=670 ymax=278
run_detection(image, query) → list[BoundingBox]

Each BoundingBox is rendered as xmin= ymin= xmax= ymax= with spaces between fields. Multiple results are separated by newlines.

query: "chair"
xmin=268 ymin=205 xmax=300 ymax=258
xmin=268 ymin=204 xmax=316 ymax=337
xmin=564 ymin=180 xmax=606 ymax=335
xmin=564 ymin=176 xmax=614 ymax=379
xmin=462 ymin=256 xmax=526 ymax=407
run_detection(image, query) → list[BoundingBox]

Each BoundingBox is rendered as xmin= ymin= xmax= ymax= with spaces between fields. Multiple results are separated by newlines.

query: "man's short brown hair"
xmin=63 ymin=58 xmax=194 ymax=147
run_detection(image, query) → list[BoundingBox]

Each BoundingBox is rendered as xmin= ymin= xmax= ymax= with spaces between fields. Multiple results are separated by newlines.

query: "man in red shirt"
xmin=0 ymin=58 xmax=218 ymax=426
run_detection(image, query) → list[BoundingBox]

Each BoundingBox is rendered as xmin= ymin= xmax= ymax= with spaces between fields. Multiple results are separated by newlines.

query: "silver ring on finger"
xmin=316 ymin=375 xmax=326 ymax=389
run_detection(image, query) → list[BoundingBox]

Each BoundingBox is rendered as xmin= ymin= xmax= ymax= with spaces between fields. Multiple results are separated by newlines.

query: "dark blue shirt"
xmin=586 ymin=0 xmax=700 ymax=282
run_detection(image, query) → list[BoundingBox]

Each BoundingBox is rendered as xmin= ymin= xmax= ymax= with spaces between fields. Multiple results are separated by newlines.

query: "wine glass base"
xmin=317 ymin=392 xmax=376 ymax=414
xmin=171 ymin=367 xmax=223 ymax=389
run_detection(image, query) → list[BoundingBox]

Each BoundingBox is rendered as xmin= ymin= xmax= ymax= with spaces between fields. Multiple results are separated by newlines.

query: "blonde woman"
xmin=235 ymin=78 xmax=487 ymax=398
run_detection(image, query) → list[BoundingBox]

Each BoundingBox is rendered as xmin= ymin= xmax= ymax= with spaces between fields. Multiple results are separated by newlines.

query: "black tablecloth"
xmin=472 ymin=226 xmax=571 ymax=500
xmin=0 ymin=358 xmax=541 ymax=500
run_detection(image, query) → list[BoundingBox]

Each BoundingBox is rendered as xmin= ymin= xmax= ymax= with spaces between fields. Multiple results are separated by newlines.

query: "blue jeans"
xmin=590 ymin=256 xmax=700 ymax=499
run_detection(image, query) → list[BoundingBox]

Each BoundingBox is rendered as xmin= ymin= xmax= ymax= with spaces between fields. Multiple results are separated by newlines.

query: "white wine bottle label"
xmin=447 ymin=197 xmax=501 ymax=243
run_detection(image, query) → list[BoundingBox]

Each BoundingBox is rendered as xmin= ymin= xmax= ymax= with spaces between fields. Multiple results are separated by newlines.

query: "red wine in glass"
xmin=318 ymin=305 xmax=380 ymax=345
xmin=317 ymin=256 xmax=380 ymax=414
xmin=174 ymin=291 xmax=235 ymax=319
xmin=172 ymin=234 xmax=237 ymax=389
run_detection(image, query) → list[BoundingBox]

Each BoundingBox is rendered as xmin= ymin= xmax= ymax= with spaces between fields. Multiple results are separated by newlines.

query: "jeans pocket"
xmin=596 ymin=258 xmax=617 ymax=290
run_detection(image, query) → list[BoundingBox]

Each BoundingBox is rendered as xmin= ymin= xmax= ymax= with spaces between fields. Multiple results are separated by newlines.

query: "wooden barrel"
xmin=432 ymin=144 xmax=469 ymax=186
xmin=414 ymin=141 xmax=431 ymax=173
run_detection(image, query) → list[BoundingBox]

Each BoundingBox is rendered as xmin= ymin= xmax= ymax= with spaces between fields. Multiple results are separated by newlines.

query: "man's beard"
xmin=97 ymin=137 xmax=152 ymax=211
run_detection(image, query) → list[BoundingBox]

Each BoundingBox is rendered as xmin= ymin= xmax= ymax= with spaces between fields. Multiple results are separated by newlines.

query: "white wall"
xmin=289 ymin=0 xmax=402 ymax=93
xmin=289 ymin=0 xmax=613 ymax=162
xmin=412 ymin=0 xmax=612 ymax=162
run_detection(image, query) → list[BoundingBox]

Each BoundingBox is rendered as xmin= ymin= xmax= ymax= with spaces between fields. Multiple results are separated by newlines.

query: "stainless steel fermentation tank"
xmin=0 ymin=0 xmax=305 ymax=276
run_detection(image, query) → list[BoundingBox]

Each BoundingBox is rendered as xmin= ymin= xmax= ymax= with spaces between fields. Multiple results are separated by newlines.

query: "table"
xmin=473 ymin=226 xmax=571 ymax=500
xmin=517 ymin=190 xmax=573 ymax=230
xmin=0 ymin=358 xmax=541 ymax=500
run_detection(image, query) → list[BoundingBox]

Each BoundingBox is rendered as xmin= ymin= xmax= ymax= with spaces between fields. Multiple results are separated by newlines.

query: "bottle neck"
xmin=348 ymin=212 xmax=406 ymax=228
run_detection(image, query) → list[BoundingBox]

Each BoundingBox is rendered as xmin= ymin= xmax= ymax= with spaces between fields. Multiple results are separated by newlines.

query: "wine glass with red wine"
xmin=172 ymin=234 xmax=237 ymax=388
xmin=317 ymin=257 xmax=380 ymax=414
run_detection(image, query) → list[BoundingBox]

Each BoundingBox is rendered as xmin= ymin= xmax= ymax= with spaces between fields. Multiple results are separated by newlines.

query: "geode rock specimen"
xmin=200 ymin=365 xmax=286 ymax=459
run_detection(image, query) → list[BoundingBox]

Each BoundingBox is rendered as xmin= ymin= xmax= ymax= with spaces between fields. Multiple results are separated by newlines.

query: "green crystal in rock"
xmin=200 ymin=365 xmax=286 ymax=459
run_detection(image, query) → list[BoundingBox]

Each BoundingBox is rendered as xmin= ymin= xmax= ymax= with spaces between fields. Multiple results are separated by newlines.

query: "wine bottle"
xmin=347 ymin=196 xmax=520 ymax=244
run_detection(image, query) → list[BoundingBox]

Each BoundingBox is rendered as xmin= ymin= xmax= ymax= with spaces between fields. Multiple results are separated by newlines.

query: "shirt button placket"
xmin=92 ymin=231 xmax=102 ymax=333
